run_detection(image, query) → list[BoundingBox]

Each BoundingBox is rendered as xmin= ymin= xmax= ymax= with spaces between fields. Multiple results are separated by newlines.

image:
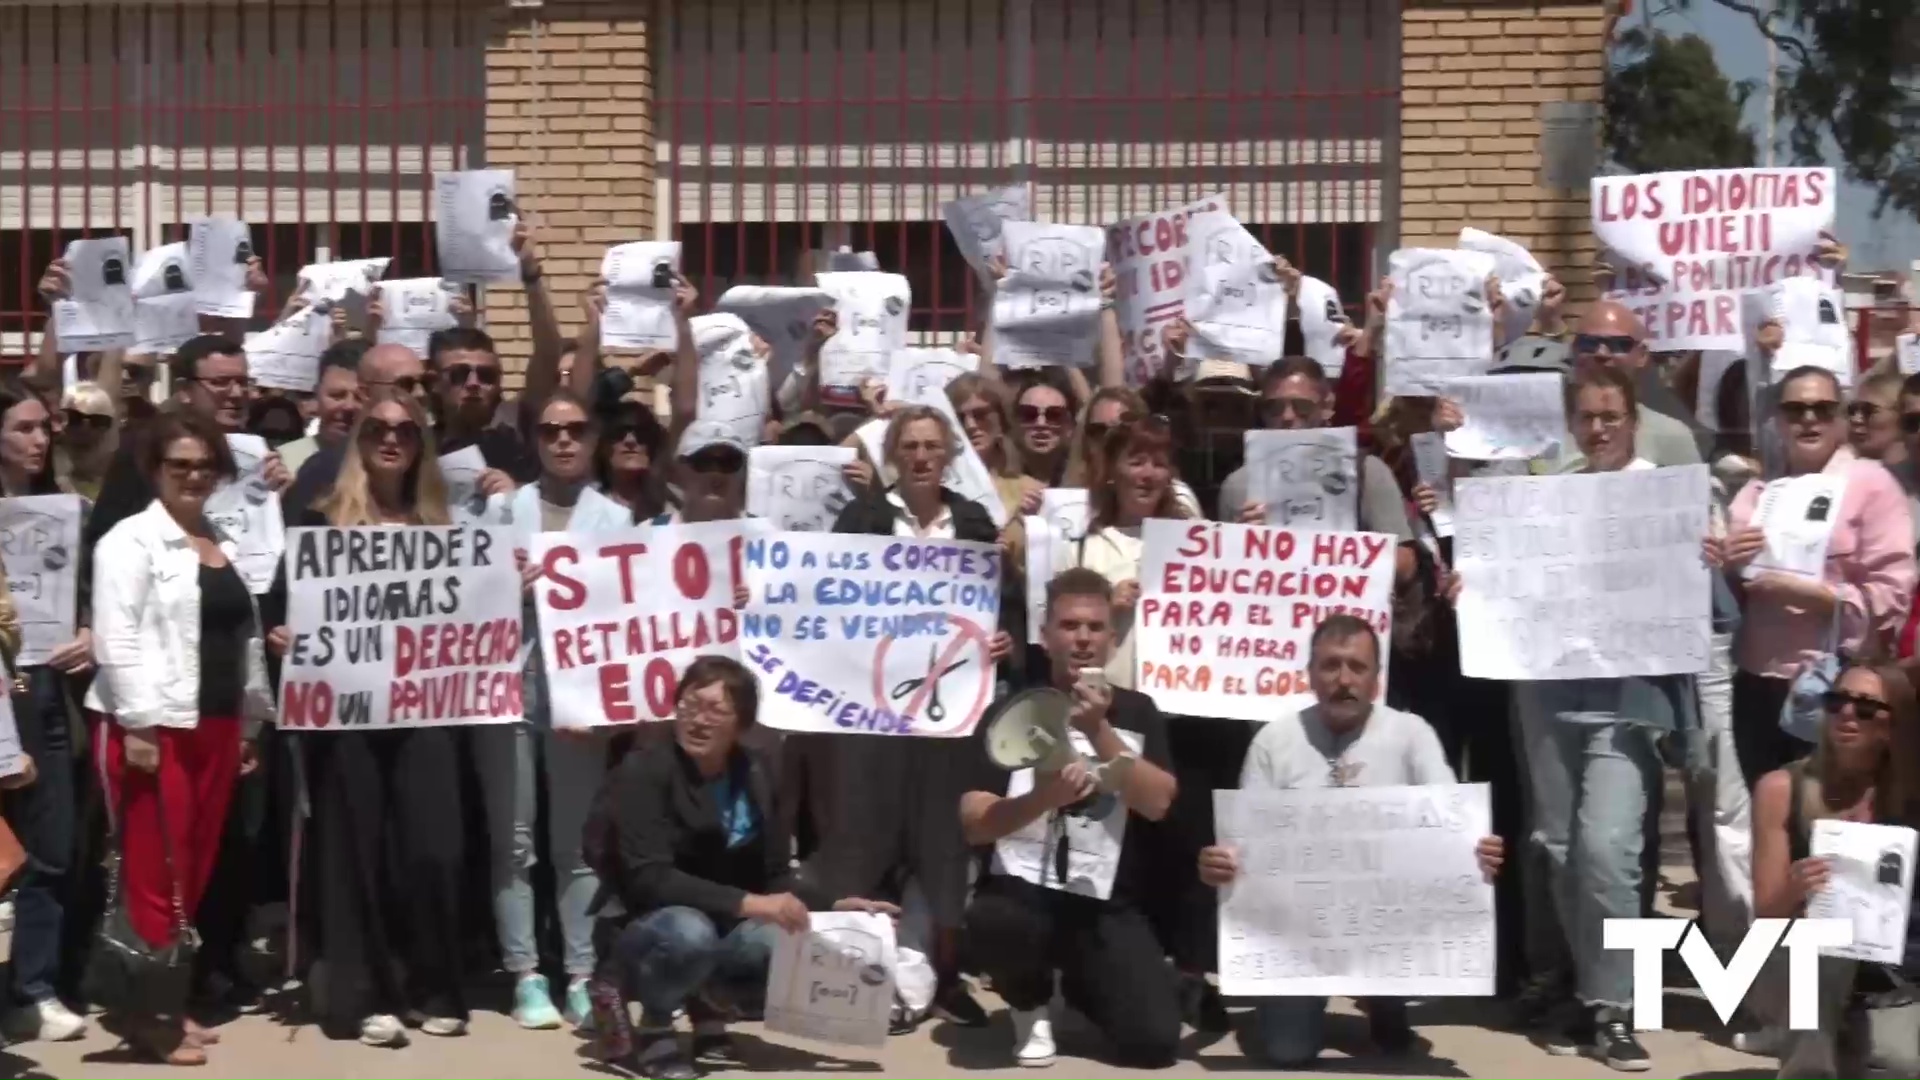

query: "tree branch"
xmin=1691 ymin=0 xmax=1814 ymax=66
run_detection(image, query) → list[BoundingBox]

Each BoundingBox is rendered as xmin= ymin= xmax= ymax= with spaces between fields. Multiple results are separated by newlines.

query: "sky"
xmin=1648 ymin=0 xmax=1920 ymax=274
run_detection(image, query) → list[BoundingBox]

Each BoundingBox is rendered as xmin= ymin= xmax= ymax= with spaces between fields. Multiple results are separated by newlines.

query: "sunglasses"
xmin=64 ymin=409 xmax=113 ymax=432
xmin=1779 ymin=400 xmax=1841 ymax=424
xmin=443 ymin=363 xmax=502 ymax=387
xmin=190 ymin=374 xmax=247 ymax=393
xmin=1822 ymin=689 xmax=1891 ymax=721
xmin=538 ymin=420 xmax=592 ymax=442
xmin=360 ymin=418 xmax=422 ymax=445
xmin=687 ymin=453 xmax=744 ymax=475
xmin=1260 ymin=396 xmax=1320 ymax=422
xmin=162 ymin=456 xmax=215 ymax=477
xmin=1017 ymin=404 xmax=1070 ymax=427
xmin=1573 ymin=333 xmax=1639 ymax=355
xmin=1848 ymin=401 xmax=1886 ymax=421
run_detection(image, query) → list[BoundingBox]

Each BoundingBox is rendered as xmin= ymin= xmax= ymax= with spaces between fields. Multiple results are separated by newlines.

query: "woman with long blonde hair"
xmin=266 ymin=389 xmax=471 ymax=1048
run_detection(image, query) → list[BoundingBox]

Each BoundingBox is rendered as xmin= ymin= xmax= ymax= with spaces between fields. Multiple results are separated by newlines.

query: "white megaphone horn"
xmin=984 ymin=687 xmax=1135 ymax=814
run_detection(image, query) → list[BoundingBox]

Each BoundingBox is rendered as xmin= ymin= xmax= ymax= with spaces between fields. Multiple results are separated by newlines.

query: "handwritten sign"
xmin=1215 ymin=784 xmax=1495 ymax=998
xmin=739 ymin=533 xmax=1002 ymax=737
xmin=52 ymin=236 xmax=135 ymax=351
xmin=186 ymin=215 xmax=255 ymax=318
xmin=1409 ymin=433 xmax=1454 ymax=538
xmin=245 ymin=307 xmax=332 ymax=393
xmin=942 ymin=185 xmax=1031 ymax=282
xmin=1458 ymin=227 xmax=1546 ymax=342
xmin=279 ymin=525 xmax=523 ymax=729
xmin=295 ymin=257 xmax=388 ymax=306
xmin=374 ymin=278 xmax=458 ymax=354
xmin=0 ymin=495 xmax=81 ymax=666
xmin=1743 ymin=275 xmax=1852 ymax=386
xmin=693 ymin=313 xmax=769 ymax=448
xmin=1593 ymin=167 xmax=1835 ymax=350
xmin=1136 ymin=520 xmax=1396 ymax=721
xmin=1242 ymin=428 xmax=1359 ymax=531
xmin=1385 ymin=248 xmax=1496 ymax=397
xmin=716 ymin=285 xmax=834 ymax=394
xmin=816 ymin=272 xmax=910 ymax=407
xmin=885 ymin=347 xmax=977 ymax=405
xmin=132 ymin=241 xmax=191 ymax=300
xmin=1296 ymin=275 xmax=1351 ymax=378
xmin=748 ymin=447 xmax=854 ymax=532
xmin=993 ymin=222 xmax=1106 ymax=368
xmin=765 ymin=911 xmax=898 ymax=1049
xmin=1453 ymin=466 xmax=1711 ymax=680
xmin=206 ymin=434 xmax=286 ymax=594
xmin=134 ymin=294 xmax=200 ymax=355
xmin=434 ymin=169 xmax=520 ymax=284
xmin=1106 ymin=192 xmax=1226 ymax=384
xmin=531 ymin=521 xmax=745 ymax=728
xmin=1184 ymin=210 xmax=1289 ymax=365
xmin=1441 ymin=373 xmax=1568 ymax=461
xmin=1806 ymin=819 xmax=1918 ymax=965
xmin=602 ymin=241 xmax=682 ymax=351
xmin=438 ymin=445 xmax=501 ymax=525
xmin=1746 ymin=471 xmax=1844 ymax=581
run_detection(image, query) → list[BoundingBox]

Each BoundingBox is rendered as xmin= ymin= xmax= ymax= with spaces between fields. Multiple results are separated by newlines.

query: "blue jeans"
xmin=475 ymin=722 xmax=608 ymax=977
xmin=611 ymin=907 xmax=779 ymax=1019
xmin=1517 ymin=681 xmax=1664 ymax=1009
xmin=4 ymin=666 xmax=73 ymax=1005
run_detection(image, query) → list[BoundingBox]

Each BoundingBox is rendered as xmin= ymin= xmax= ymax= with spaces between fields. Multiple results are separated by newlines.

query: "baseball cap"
xmin=677 ymin=419 xmax=751 ymax=462
xmin=1193 ymin=357 xmax=1257 ymax=395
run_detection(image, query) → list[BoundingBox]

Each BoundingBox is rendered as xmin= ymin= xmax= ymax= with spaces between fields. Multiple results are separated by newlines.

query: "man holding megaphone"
xmin=959 ymin=567 xmax=1182 ymax=1070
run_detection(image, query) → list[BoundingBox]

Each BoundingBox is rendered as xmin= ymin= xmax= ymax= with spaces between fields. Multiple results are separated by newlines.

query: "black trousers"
xmin=309 ymin=727 xmax=468 ymax=1038
xmin=1732 ymin=669 xmax=1803 ymax=791
xmin=1150 ymin=715 xmax=1255 ymax=974
xmin=965 ymin=875 xmax=1181 ymax=1068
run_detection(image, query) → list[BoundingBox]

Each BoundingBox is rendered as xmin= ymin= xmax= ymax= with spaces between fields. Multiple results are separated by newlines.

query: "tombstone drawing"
xmin=1017 ymin=236 xmax=1093 ymax=315
xmin=488 ymin=189 xmax=514 ymax=222
xmin=883 ymin=295 xmax=905 ymax=319
xmin=102 ymin=257 xmax=126 ymax=287
xmin=1807 ymin=494 xmax=1833 ymax=522
xmin=1819 ymin=296 xmax=1841 ymax=325
xmin=1879 ymin=847 xmax=1906 ymax=887
xmin=233 ymin=237 xmax=253 ymax=265
xmin=163 ymin=263 xmax=188 ymax=293
xmin=650 ymin=259 xmax=675 ymax=290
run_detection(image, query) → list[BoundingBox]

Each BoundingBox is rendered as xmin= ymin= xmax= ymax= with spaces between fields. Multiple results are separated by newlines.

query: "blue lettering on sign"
xmin=838 ymin=612 xmax=950 ymax=641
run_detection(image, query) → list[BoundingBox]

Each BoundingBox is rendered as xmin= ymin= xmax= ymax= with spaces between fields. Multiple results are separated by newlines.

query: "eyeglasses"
xmin=1573 ymin=333 xmax=1639 ymax=355
xmin=443 ymin=363 xmax=502 ymax=387
xmin=675 ymin=699 xmax=737 ymax=725
xmin=1017 ymin=404 xmax=1070 ymax=427
xmin=63 ymin=410 xmax=112 ymax=432
xmin=1848 ymin=402 xmax=1886 ymax=421
xmin=162 ymin=456 xmax=215 ymax=477
xmin=1779 ymin=400 xmax=1841 ymax=424
xmin=360 ymin=418 xmax=422 ymax=445
xmin=537 ymin=420 xmax=591 ymax=443
xmin=1260 ymin=396 xmax=1320 ymax=423
xmin=1573 ymin=409 xmax=1630 ymax=430
xmin=1822 ymin=689 xmax=1891 ymax=721
xmin=959 ymin=405 xmax=999 ymax=429
xmin=190 ymin=374 xmax=246 ymax=393
xmin=369 ymin=375 xmax=425 ymax=395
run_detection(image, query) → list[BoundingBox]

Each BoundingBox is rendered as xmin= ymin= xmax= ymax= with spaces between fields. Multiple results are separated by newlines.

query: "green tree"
xmin=1605 ymin=30 xmax=1758 ymax=172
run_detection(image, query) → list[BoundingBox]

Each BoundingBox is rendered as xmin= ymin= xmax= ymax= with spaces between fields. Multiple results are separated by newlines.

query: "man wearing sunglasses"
xmin=671 ymin=421 xmax=750 ymax=523
xmin=1568 ymin=302 xmax=1705 ymax=468
xmin=426 ymin=326 xmax=533 ymax=490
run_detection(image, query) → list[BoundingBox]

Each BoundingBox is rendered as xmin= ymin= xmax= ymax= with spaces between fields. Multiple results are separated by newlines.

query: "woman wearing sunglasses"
xmin=593 ymin=396 xmax=673 ymax=523
xmin=1750 ymin=661 xmax=1920 ymax=1077
xmin=1064 ymin=386 xmax=1203 ymax=516
xmin=264 ymin=391 xmax=471 ymax=1048
xmin=58 ymin=380 xmax=119 ymax=501
xmin=1712 ymin=365 xmax=1916 ymax=791
xmin=1011 ymin=373 xmax=1079 ymax=489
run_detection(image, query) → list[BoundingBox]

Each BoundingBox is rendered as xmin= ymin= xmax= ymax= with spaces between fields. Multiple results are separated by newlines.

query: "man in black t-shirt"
xmin=960 ymin=567 xmax=1182 ymax=1069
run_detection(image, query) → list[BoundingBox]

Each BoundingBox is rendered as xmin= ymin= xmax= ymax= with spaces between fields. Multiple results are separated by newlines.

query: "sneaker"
xmin=931 ymin=979 xmax=988 ymax=1028
xmin=8 ymin=998 xmax=87 ymax=1042
xmin=637 ymin=1031 xmax=698 ymax=1080
xmin=1011 ymin=1007 xmax=1056 ymax=1068
xmin=359 ymin=1013 xmax=408 ymax=1048
xmin=1594 ymin=1017 xmax=1651 ymax=1072
xmin=511 ymin=973 xmax=563 ymax=1030
xmin=1732 ymin=1024 xmax=1784 ymax=1056
xmin=563 ymin=976 xmax=592 ymax=1029
xmin=1179 ymin=973 xmax=1231 ymax=1034
xmin=420 ymin=1015 xmax=468 ymax=1037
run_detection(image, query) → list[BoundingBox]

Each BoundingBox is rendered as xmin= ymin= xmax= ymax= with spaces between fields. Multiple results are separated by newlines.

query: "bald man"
xmin=1565 ymin=301 xmax=1705 ymax=468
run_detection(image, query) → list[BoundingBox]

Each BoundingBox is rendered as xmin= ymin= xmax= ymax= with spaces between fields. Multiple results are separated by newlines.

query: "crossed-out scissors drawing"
xmin=889 ymin=643 xmax=972 ymax=723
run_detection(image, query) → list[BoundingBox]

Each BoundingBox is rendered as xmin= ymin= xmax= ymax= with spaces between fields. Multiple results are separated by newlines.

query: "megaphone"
xmin=984 ymin=688 xmax=1135 ymax=817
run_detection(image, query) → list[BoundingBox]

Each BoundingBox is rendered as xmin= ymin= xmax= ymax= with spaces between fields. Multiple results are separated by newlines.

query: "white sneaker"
xmin=420 ymin=1015 xmax=468 ymax=1037
xmin=9 ymin=999 xmax=87 ymax=1042
xmin=1011 ymin=1008 xmax=1055 ymax=1068
xmin=1733 ymin=1024 xmax=1784 ymax=1057
xmin=359 ymin=1013 xmax=408 ymax=1047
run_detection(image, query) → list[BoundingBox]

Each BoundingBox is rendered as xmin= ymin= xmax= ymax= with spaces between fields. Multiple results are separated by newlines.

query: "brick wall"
xmin=483 ymin=1 xmax=654 ymax=383
xmin=1401 ymin=0 xmax=1613 ymax=307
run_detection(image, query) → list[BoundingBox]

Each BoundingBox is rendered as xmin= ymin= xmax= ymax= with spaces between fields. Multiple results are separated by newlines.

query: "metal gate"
xmin=0 ymin=1 xmax=486 ymax=357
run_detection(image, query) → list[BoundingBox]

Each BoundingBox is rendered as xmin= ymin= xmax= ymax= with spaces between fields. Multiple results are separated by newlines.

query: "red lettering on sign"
xmin=673 ymin=541 xmax=711 ymax=601
xmin=600 ymin=542 xmax=650 ymax=603
xmin=541 ymin=545 xmax=585 ymax=610
xmin=599 ymin=663 xmax=635 ymax=722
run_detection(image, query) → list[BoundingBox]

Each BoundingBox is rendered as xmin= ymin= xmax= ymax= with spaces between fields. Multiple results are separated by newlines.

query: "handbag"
xmin=82 ymin=775 xmax=199 ymax=1018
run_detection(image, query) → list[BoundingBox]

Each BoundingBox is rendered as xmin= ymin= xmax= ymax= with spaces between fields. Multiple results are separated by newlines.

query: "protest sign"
xmin=434 ymin=169 xmax=520 ymax=284
xmin=765 ymin=912 xmax=898 ymax=1049
xmin=1745 ymin=471 xmax=1843 ymax=580
xmin=739 ymin=533 xmax=1002 ymax=737
xmin=851 ymin=394 xmax=1008 ymax=527
xmin=816 ymin=272 xmax=910 ymax=407
xmin=52 ymin=236 xmax=134 ymax=351
xmin=1106 ymin=192 xmax=1227 ymax=384
xmin=1442 ymin=373 xmax=1569 ymax=461
xmin=1900 ymin=334 xmax=1920 ymax=377
xmin=1593 ymin=167 xmax=1835 ymax=350
xmin=1041 ymin=488 xmax=1091 ymax=540
xmin=1459 ymin=227 xmax=1546 ymax=342
xmin=1022 ymin=489 xmax=1091 ymax=644
xmin=994 ymin=727 xmax=1146 ymax=899
xmin=1453 ymin=465 xmax=1712 ymax=680
xmin=279 ymin=524 xmax=522 ymax=729
xmin=0 ymin=495 xmax=81 ymax=667
xmin=1136 ymin=520 xmax=1396 ymax=720
xmin=186 ymin=216 xmax=255 ymax=318
xmin=531 ymin=520 xmax=745 ymax=728
xmin=296 ymin=257 xmax=389 ymax=306
xmin=1215 ymin=784 xmax=1496 ymax=998
xmin=1184 ymin=211 xmax=1289 ymax=365
xmin=1295 ymin=275 xmax=1350 ymax=377
xmin=992 ymin=222 xmax=1105 ymax=368
xmin=716 ymin=285 xmax=835 ymax=394
xmin=1743 ymin=275 xmax=1852 ymax=386
xmin=1806 ymin=819 xmax=1918 ymax=966
xmin=245 ymin=307 xmax=332 ymax=393
xmin=131 ymin=241 xmax=191 ymax=300
xmin=1385 ymin=248 xmax=1497 ymax=397
xmin=133 ymin=294 xmax=199 ymax=355
xmin=439 ymin=445 xmax=502 ymax=525
xmin=748 ymin=447 xmax=855 ymax=532
xmin=602 ymin=241 xmax=682 ymax=351
xmin=375 ymin=278 xmax=459 ymax=354
xmin=205 ymin=435 xmax=287 ymax=594
xmin=942 ymin=185 xmax=1031 ymax=282
xmin=885 ymin=347 xmax=977 ymax=404
xmin=1409 ymin=433 xmax=1455 ymax=538
xmin=1242 ymin=428 xmax=1359 ymax=531
xmin=693 ymin=313 xmax=769 ymax=448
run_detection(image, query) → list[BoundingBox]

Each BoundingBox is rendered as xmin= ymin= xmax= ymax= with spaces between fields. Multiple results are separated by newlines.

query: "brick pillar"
xmin=1400 ymin=1 xmax=1612 ymax=308
xmin=483 ymin=1 xmax=654 ymax=385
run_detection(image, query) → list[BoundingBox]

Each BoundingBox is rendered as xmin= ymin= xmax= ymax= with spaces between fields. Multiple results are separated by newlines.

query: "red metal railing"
xmin=0 ymin=1 xmax=485 ymax=358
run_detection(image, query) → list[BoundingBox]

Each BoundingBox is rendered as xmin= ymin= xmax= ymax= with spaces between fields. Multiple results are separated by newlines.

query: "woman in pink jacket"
xmin=1713 ymin=364 xmax=1917 ymax=791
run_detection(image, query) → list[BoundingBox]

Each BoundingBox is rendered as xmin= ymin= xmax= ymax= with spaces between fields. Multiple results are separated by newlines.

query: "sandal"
xmin=127 ymin=1017 xmax=208 ymax=1067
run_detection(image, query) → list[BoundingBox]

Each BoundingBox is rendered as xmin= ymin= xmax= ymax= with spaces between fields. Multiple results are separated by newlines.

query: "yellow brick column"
xmin=1400 ymin=1 xmax=1612 ymax=308
xmin=483 ymin=1 xmax=655 ymax=386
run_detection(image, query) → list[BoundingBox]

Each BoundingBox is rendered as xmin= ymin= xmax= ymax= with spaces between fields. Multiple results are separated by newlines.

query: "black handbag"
xmin=82 ymin=775 xmax=199 ymax=1019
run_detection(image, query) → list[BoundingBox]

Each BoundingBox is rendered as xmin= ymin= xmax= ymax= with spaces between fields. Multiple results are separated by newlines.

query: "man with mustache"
xmin=1198 ymin=614 xmax=1505 ymax=1068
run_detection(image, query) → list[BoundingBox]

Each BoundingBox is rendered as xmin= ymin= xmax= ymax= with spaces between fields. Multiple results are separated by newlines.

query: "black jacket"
xmin=603 ymin=726 xmax=829 ymax=922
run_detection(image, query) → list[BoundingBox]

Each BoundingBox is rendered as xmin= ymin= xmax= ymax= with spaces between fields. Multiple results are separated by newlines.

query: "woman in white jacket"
xmin=88 ymin=410 xmax=273 ymax=1066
